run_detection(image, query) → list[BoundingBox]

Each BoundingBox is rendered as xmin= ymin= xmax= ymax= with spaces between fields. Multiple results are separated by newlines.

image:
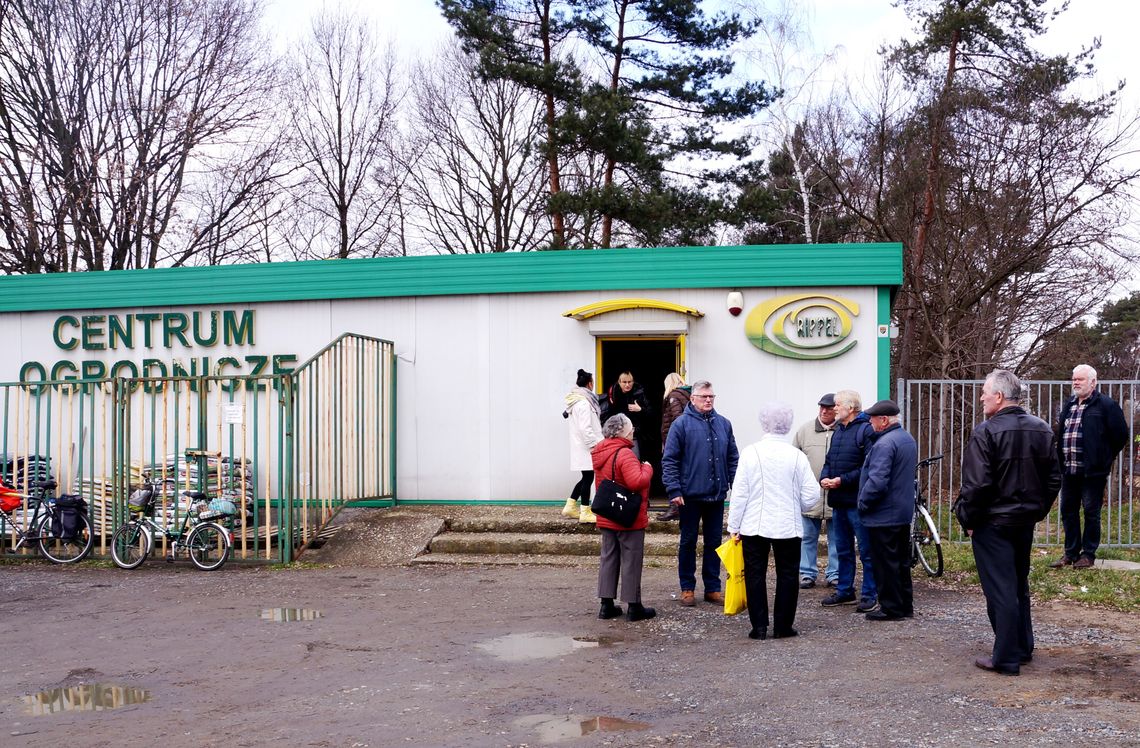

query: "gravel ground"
xmin=1 ymin=550 xmax=1137 ymax=747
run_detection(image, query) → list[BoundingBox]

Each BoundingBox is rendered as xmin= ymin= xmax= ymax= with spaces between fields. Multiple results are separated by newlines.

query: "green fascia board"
xmin=0 ymin=243 xmax=903 ymax=313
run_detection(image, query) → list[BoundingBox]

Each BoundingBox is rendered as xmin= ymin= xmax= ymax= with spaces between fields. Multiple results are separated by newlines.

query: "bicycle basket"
xmin=128 ymin=487 xmax=157 ymax=514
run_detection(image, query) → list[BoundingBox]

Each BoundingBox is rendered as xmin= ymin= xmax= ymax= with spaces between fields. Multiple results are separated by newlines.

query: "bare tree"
xmin=805 ymin=59 xmax=1140 ymax=379
xmin=283 ymin=8 xmax=402 ymax=260
xmin=733 ymin=0 xmax=838 ymax=243
xmin=403 ymin=42 xmax=549 ymax=254
xmin=0 ymin=0 xmax=279 ymax=273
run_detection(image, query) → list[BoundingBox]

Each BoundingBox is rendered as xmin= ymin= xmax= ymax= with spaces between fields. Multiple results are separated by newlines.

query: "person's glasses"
xmin=693 ymin=394 xmax=716 ymax=400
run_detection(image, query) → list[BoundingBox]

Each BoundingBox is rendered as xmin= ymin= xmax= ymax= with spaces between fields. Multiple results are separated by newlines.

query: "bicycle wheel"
xmin=187 ymin=522 xmax=230 ymax=571
xmin=912 ymin=504 xmax=943 ymax=577
xmin=37 ymin=512 xmax=94 ymax=564
xmin=111 ymin=521 xmax=151 ymax=570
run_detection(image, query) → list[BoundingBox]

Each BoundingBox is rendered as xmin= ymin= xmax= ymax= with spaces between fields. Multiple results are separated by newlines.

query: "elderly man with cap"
xmin=857 ymin=399 xmax=918 ymax=621
xmin=792 ymin=393 xmax=839 ymax=589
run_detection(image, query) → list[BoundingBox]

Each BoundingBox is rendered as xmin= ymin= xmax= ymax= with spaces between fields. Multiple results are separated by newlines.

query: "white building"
xmin=0 ymin=243 xmax=901 ymax=503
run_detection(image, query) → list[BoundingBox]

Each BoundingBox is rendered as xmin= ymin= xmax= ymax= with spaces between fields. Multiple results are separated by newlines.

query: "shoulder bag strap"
xmin=608 ymin=446 xmax=631 ymax=482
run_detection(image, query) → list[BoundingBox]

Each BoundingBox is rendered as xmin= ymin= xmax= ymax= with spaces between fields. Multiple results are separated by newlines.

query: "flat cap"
xmin=817 ymin=393 xmax=836 ymax=407
xmin=864 ymin=399 xmax=900 ymax=417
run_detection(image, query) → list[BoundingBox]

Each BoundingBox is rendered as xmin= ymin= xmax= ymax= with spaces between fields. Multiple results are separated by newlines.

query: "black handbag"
xmin=591 ymin=447 xmax=643 ymax=528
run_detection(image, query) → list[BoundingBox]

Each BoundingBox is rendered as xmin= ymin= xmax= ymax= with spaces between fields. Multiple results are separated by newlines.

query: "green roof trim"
xmin=0 ymin=243 xmax=903 ymax=312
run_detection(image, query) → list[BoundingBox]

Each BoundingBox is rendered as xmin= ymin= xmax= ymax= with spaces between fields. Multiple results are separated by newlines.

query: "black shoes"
xmin=598 ymin=599 xmax=623 ymax=620
xmin=748 ymin=628 xmax=767 ymax=640
xmin=772 ymin=628 xmax=799 ymax=639
xmin=974 ymin=656 xmax=1018 ymax=676
xmin=627 ymin=602 xmax=657 ymax=622
xmin=865 ymin=610 xmax=905 ymax=621
xmin=799 ymin=578 xmax=816 ymax=589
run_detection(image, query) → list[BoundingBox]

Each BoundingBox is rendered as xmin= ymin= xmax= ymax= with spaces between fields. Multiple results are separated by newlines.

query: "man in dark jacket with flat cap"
xmin=857 ymin=399 xmax=917 ymax=621
xmin=956 ymin=370 xmax=1061 ymax=676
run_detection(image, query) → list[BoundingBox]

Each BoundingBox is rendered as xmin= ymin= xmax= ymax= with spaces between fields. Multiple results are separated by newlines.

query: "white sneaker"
xmin=561 ymin=499 xmax=579 ymax=518
xmin=579 ymin=505 xmax=597 ymax=523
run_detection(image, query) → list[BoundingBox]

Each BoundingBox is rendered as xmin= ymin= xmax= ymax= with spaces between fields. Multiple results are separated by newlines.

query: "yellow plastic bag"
xmin=715 ymin=539 xmax=747 ymax=616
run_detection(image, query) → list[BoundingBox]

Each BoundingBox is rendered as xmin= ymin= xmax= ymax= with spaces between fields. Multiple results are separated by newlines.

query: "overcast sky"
xmin=262 ymin=0 xmax=1136 ymax=98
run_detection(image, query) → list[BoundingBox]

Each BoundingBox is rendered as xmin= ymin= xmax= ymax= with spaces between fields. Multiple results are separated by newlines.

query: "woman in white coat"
xmin=728 ymin=402 xmax=822 ymax=640
xmin=562 ymin=369 xmax=603 ymax=523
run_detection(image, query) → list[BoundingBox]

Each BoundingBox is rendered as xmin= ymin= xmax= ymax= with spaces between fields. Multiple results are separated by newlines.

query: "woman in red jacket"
xmin=592 ymin=413 xmax=656 ymax=622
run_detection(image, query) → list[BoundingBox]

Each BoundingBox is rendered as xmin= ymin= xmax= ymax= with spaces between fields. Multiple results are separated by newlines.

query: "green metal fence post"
xmin=281 ymin=374 xmax=295 ymax=563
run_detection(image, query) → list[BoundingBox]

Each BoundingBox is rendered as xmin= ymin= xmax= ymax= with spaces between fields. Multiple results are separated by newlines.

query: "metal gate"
xmin=2 ymin=333 xmax=396 ymax=562
xmin=899 ymin=379 xmax=1139 ymax=548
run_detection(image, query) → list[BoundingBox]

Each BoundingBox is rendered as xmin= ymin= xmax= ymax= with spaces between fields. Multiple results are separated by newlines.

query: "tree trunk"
xmin=539 ymin=1 xmax=565 ymax=249
xmin=902 ymin=27 xmax=960 ymax=379
xmin=600 ymin=0 xmax=630 ymax=249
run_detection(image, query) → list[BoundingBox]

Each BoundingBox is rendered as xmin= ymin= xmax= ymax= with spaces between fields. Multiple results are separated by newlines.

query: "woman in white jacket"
xmin=728 ymin=402 xmax=822 ymax=640
xmin=562 ymin=369 xmax=603 ymax=523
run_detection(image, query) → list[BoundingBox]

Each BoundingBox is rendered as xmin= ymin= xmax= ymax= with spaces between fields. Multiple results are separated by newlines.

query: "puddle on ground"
xmin=475 ymin=633 xmax=619 ymax=662
xmin=24 ymin=684 xmax=151 ymax=715
xmin=514 ymin=714 xmax=651 ymax=743
xmin=260 ymin=608 xmax=323 ymax=622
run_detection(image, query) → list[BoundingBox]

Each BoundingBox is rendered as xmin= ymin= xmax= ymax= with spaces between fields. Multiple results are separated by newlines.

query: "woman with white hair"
xmin=728 ymin=402 xmax=822 ymax=640
xmin=592 ymin=413 xmax=656 ymax=622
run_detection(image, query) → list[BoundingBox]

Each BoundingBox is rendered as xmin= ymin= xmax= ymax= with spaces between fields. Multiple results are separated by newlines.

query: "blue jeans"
xmin=678 ymin=499 xmax=724 ymax=593
xmin=799 ymin=515 xmax=839 ymax=582
xmin=1060 ymin=473 xmax=1107 ymax=560
xmin=831 ymin=506 xmax=876 ymax=600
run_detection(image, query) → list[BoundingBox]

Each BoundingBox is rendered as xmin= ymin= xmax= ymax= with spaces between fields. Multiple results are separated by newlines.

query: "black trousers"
xmin=866 ymin=524 xmax=913 ymax=617
xmin=570 ymin=470 xmax=594 ymax=503
xmin=971 ymin=523 xmax=1035 ymax=672
xmin=741 ymin=535 xmax=800 ymax=635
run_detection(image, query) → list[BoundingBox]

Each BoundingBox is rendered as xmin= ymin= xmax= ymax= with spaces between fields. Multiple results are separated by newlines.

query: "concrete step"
xmin=411 ymin=552 xmax=677 ymax=568
xmin=447 ymin=515 xmax=682 ymax=535
xmin=426 ymin=530 xmax=705 ymax=558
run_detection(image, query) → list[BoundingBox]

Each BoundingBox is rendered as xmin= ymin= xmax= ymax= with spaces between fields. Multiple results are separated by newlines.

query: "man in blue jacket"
xmin=819 ymin=390 xmax=877 ymax=610
xmin=661 ymin=380 xmax=739 ymax=606
xmin=857 ymin=399 xmax=918 ymax=621
xmin=1050 ymin=364 xmax=1128 ymax=569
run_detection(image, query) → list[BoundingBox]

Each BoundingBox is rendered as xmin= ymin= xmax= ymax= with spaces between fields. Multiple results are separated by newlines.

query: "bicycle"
xmin=0 ymin=478 xmax=94 ymax=564
xmin=911 ymin=454 xmax=944 ymax=577
xmin=110 ymin=473 xmax=232 ymax=571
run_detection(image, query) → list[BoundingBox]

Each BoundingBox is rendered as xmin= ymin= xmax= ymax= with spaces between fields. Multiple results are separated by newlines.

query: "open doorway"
xmin=598 ymin=337 xmax=682 ymax=499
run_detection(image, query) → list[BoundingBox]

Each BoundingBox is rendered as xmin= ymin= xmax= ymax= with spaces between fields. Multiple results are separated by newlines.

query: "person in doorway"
xmin=956 ymin=370 xmax=1061 ymax=675
xmin=656 ymin=372 xmax=691 ymax=521
xmin=592 ymin=414 xmax=656 ymax=622
xmin=661 ymin=380 xmax=739 ymax=607
xmin=728 ymin=402 xmax=821 ymax=640
xmin=606 ymin=371 xmax=652 ymax=458
xmin=1050 ymin=364 xmax=1129 ymax=569
xmin=563 ymin=369 xmax=602 ymax=523
xmin=819 ymin=390 xmax=877 ymax=611
xmin=793 ymin=393 xmax=839 ymax=588
xmin=857 ymin=399 xmax=918 ymax=621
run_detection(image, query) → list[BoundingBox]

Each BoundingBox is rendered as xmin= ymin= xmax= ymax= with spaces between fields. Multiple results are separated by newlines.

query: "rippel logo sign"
xmin=744 ymin=294 xmax=859 ymax=360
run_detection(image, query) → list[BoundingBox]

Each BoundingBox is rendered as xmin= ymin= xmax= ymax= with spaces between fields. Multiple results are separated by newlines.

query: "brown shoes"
xmin=1047 ymin=556 xmax=1075 ymax=568
xmin=704 ymin=591 xmax=724 ymax=604
xmin=679 ymin=590 xmax=696 ymax=606
xmin=1073 ymin=557 xmax=1095 ymax=569
xmin=974 ymin=656 xmax=1018 ymax=676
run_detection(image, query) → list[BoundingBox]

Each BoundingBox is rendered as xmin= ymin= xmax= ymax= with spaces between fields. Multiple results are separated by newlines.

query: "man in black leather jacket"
xmin=955 ymin=369 xmax=1061 ymax=676
xmin=1050 ymin=364 xmax=1129 ymax=569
